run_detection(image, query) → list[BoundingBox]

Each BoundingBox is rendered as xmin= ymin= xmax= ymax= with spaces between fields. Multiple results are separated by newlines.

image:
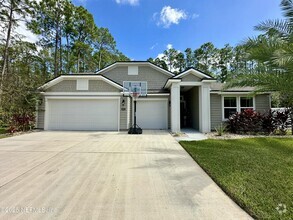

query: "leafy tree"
xmin=93 ymin=27 xmax=116 ymax=70
xmin=185 ymin=48 xmax=194 ymax=68
xmin=163 ymin=48 xmax=179 ymax=72
xmin=28 ymin=0 xmax=68 ymax=76
xmin=194 ymin=42 xmax=217 ymax=74
xmin=147 ymin=57 xmax=168 ymax=70
xmin=227 ymin=0 xmax=293 ymax=134
xmin=174 ymin=52 xmax=185 ymax=72
xmin=216 ymin=44 xmax=233 ymax=82
xmin=0 ymin=0 xmax=32 ymax=85
xmin=70 ymin=6 xmax=96 ymax=73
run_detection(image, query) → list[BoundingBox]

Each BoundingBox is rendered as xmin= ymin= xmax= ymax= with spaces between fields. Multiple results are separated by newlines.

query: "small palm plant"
xmin=215 ymin=123 xmax=226 ymax=136
xmin=226 ymin=0 xmax=293 ymax=135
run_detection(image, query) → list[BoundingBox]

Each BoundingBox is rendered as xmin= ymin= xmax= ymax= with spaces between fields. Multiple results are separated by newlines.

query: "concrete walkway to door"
xmin=0 ymin=131 xmax=251 ymax=220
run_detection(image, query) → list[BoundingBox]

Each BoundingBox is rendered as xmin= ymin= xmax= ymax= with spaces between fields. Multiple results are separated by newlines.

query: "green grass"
xmin=0 ymin=128 xmax=9 ymax=139
xmin=180 ymin=138 xmax=293 ymax=219
xmin=0 ymin=128 xmax=7 ymax=134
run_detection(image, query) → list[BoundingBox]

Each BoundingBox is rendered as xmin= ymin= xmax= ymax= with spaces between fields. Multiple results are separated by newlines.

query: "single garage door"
xmin=136 ymin=99 xmax=168 ymax=129
xmin=47 ymin=99 xmax=119 ymax=131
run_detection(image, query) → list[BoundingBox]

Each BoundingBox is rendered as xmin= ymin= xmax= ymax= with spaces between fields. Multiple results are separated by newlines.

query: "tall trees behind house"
xmin=28 ymin=0 xmax=129 ymax=76
xmin=0 ymin=0 xmax=32 ymax=86
xmin=148 ymin=42 xmax=251 ymax=81
xmin=226 ymin=0 xmax=293 ymax=134
xmin=0 ymin=0 xmax=129 ymax=130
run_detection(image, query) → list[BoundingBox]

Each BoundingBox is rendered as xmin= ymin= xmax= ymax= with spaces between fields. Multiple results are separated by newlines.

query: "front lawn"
xmin=180 ymin=138 xmax=293 ymax=219
xmin=0 ymin=128 xmax=8 ymax=139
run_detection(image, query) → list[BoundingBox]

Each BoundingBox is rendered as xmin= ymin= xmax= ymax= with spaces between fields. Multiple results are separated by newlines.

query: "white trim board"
xmin=96 ymin=62 xmax=175 ymax=77
xmin=39 ymin=75 xmax=123 ymax=90
xmin=43 ymin=92 xmax=122 ymax=96
xmin=174 ymin=68 xmax=212 ymax=79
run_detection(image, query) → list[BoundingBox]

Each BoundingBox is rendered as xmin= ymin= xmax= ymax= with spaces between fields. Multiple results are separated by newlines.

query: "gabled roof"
xmin=38 ymin=74 xmax=124 ymax=91
xmin=173 ymin=68 xmax=213 ymax=80
xmin=96 ymin=61 xmax=175 ymax=77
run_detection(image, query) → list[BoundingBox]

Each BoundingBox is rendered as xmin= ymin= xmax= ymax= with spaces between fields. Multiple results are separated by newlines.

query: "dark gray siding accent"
xmin=36 ymin=97 xmax=45 ymax=129
xmin=120 ymin=97 xmax=128 ymax=130
xmin=255 ymin=94 xmax=271 ymax=113
xmin=46 ymin=80 xmax=119 ymax=92
xmin=101 ymin=66 xmax=169 ymax=91
xmin=189 ymin=87 xmax=199 ymax=130
xmin=210 ymin=94 xmax=222 ymax=130
xmin=181 ymin=73 xmax=201 ymax=82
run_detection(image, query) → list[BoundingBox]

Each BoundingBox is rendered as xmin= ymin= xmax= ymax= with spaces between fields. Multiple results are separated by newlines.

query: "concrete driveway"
xmin=0 ymin=131 xmax=251 ymax=220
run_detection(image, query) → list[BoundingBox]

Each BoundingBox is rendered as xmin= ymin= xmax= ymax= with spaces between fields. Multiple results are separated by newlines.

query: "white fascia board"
xmin=147 ymin=62 xmax=175 ymax=77
xmin=97 ymin=62 xmax=175 ymax=77
xmin=39 ymin=75 xmax=123 ymax=91
xmin=95 ymin=63 xmax=117 ymax=74
xmin=45 ymin=96 xmax=120 ymax=100
xmin=164 ymin=79 xmax=182 ymax=89
xmin=43 ymin=92 xmax=122 ymax=96
xmin=210 ymin=91 xmax=255 ymax=95
xmin=147 ymin=93 xmax=170 ymax=96
xmin=38 ymin=77 xmax=63 ymax=90
xmin=202 ymin=80 xmax=217 ymax=83
xmin=174 ymin=69 xmax=212 ymax=79
xmin=180 ymin=82 xmax=202 ymax=86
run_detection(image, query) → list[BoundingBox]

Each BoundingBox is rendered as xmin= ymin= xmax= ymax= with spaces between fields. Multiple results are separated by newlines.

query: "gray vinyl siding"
xmin=210 ymin=94 xmax=271 ymax=130
xmin=255 ymin=94 xmax=271 ymax=113
xmin=127 ymin=97 xmax=131 ymax=129
xmin=101 ymin=66 xmax=169 ymax=91
xmin=210 ymin=94 xmax=222 ymax=130
xmin=47 ymin=80 xmax=119 ymax=92
xmin=36 ymin=97 xmax=45 ymax=129
xmin=120 ymin=96 xmax=128 ymax=130
xmin=181 ymin=73 xmax=201 ymax=82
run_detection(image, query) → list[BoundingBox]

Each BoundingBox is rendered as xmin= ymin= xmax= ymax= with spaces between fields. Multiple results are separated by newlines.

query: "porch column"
xmin=199 ymin=83 xmax=211 ymax=133
xmin=171 ymin=82 xmax=180 ymax=133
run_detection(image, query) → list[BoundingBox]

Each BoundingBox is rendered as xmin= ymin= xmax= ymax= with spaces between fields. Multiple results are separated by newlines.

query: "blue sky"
xmin=73 ymin=0 xmax=283 ymax=60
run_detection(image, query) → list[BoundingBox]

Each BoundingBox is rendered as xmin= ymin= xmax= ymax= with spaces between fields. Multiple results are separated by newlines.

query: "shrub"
xmin=273 ymin=109 xmax=291 ymax=135
xmin=262 ymin=110 xmax=277 ymax=134
xmin=226 ymin=109 xmax=263 ymax=134
xmin=226 ymin=109 xmax=290 ymax=135
xmin=7 ymin=113 xmax=35 ymax=133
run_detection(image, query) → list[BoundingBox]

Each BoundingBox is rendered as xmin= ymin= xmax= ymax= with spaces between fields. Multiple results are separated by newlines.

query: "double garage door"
xmin=45 ymin=98 xmax=168 ymax=131
xmin=46 ymin=99 xmax=119 ymax=131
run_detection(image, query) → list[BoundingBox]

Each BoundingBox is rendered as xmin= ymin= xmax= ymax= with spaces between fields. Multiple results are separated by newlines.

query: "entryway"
xmin=180 ymin=86 xmax=200 ymax=130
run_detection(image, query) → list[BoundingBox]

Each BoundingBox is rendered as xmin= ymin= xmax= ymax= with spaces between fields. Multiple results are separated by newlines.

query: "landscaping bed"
xmin=180 ymin=138 xmax=293 ymax=219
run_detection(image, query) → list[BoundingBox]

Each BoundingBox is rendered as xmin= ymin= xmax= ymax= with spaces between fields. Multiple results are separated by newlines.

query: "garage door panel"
xmin=47 ymin=99 xmax=118 ymax=131
xmin=136 ymin=100 xmax=168 ymax=130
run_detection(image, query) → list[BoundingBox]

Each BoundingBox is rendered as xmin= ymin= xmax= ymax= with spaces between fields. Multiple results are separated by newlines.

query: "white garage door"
xmin=47 ymin=99 xmax=119 ymax=131
xmin=136 ymin=99 xmax=168 ymax=129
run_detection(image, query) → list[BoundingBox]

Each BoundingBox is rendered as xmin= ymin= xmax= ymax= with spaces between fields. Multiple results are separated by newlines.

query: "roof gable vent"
xmin=128 ymin=66 xmax=138 ymax=75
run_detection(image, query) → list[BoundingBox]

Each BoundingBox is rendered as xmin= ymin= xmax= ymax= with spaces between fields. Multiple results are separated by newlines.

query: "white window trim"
xmin=222 ymin=95 xmax=255 ymax=120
